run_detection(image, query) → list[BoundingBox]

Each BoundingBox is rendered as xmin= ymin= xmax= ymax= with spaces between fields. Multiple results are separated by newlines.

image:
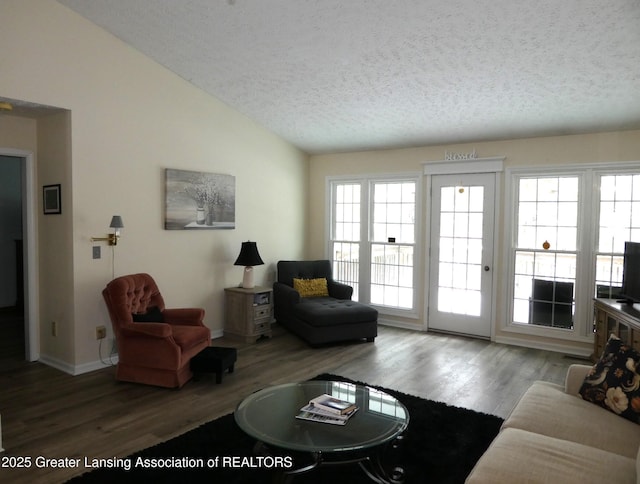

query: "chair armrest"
xmin=162 ymin=308 xmax=205 ymax=326
xmin=274 ymin=282 xmax=300 ymax=305
xmin=328 ymin=280 xmax=353 ymax=300
xmin=564 ymin=364 xmax=593 ymax=395
xmin=120 ymin=322 xmax=172 ymax=338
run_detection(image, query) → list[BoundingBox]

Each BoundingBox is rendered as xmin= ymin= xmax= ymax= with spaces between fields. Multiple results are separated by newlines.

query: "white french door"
xmin=428 ymin=173 xmax=495 ymax=338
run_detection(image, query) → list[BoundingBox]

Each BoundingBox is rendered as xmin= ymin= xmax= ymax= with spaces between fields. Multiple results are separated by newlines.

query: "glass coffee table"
xmin=234 ymin=380 xmax=409 ymax=483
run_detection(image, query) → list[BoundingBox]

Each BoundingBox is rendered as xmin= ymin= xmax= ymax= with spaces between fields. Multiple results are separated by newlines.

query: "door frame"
xmin=1 ymin=148 xmax=39 ymax=361
xmin=422 ymin=157 xmax=504 ymax=339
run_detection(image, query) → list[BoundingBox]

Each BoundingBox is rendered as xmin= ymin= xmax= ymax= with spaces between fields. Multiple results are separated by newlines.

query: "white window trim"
xmin=502 ymin=161 xmax=640 ymax=344
xmin=326 ymin=172 xmax=422 ymax=318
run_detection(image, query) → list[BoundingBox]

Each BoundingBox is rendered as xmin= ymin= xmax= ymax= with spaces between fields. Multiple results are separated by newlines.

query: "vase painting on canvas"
xmin=164 ymin=168 xmax=235 ymax=230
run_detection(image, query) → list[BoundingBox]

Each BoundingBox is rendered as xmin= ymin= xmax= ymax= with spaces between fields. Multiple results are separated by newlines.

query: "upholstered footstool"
xmin=190 ymin=346 xmax=237 ymax=384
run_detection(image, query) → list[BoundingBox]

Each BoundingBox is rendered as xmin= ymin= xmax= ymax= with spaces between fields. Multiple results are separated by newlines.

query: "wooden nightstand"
xmin=224 ymin=286 xmax=273 ymax=343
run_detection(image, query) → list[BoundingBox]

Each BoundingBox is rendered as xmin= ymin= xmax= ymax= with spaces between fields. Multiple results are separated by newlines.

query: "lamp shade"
xmin=234 ymin=241 xmax=264 ymax=267
xmin=109 ymin=215 xmax=124 ymax=229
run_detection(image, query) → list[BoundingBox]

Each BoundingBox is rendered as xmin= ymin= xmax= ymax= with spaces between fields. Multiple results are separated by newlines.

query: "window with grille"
xmin=370 ymin=181 xmax=415 ymax=309
xmin=512 ymin=176 xmax=579 ymax=329
xmin=507 ymin=166 xmax=640 ymax=339
xmin=329 ymin=176 xmax=419 ymax=312
xmin=595 ymin=174 xmax=640 ymax=298
xmin=331 ymin=183 xmax=361 ymax=299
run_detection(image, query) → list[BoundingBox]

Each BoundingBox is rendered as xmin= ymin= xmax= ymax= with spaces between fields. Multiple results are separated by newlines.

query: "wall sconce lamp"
xmin=234 ymin=241 xmax=264 ymax=288
xmin=91 ymin=216 xmax=124 ymax=246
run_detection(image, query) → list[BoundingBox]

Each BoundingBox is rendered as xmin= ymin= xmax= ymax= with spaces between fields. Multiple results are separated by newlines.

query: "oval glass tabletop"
xmin=234 ymin=381 xmax=409 ymax=453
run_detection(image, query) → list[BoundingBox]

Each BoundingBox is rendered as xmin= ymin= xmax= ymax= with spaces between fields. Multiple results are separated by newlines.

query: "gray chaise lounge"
xmin=273 ymin=260 xmax=378 ymax=346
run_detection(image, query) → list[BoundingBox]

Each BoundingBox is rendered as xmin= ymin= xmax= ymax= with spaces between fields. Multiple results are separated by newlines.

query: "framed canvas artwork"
xmin=165 ymin=169 xmax=235 ymax=230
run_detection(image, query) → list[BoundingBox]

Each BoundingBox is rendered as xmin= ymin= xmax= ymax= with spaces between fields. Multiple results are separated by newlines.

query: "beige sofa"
xmin=466 ymin=364 xmax=640 ymax=484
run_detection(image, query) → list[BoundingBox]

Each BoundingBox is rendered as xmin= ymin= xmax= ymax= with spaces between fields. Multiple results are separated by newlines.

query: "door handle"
xmin=484 ymin=266 xmax=490 ymax=272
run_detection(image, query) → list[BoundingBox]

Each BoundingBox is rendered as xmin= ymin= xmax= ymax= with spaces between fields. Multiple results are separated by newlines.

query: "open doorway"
xmin=0 ymin=155 xmax=25 ymax=364
xmin=0 ymin=151 xmax=37 ymax=365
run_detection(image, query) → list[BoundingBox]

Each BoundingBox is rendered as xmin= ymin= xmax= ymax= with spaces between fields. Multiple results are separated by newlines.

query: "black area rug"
xmin=67 ymin=374 xmax=501 ymax=483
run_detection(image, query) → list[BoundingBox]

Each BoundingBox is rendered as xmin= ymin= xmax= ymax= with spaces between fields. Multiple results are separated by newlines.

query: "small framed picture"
xmin=43 ymin=184 xmax=61 ymax=214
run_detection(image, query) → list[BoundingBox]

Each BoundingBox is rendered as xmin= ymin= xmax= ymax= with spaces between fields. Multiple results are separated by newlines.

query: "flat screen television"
xmin=619 ymin=241 xmax=640 ymax=305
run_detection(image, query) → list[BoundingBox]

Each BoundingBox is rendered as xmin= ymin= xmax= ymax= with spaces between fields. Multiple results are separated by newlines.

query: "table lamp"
xmin=234 ymin=241 xmax=264 ymax=288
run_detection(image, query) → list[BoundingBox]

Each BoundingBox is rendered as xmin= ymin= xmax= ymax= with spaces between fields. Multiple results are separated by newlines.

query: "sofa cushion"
xmin=293 ymin=277 xmax=329 ymax=297
xmin=465 ymin=428 xmax=636 ymax=484
xmin=579 ymin=334 xmax=640 ymax=425
xmin=503 ymin=381 xmax=640 ymax=458
xmin=293 ymin=297 xmax=378 ymax=326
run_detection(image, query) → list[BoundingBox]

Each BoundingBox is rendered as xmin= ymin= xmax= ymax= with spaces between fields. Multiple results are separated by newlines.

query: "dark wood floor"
xmin=0 ymin=320 xmax=586 ymax=484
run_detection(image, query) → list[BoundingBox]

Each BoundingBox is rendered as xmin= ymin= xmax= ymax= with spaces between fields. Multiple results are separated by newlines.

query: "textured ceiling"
xmin=56 ymin=0 xmax=640 ymax=154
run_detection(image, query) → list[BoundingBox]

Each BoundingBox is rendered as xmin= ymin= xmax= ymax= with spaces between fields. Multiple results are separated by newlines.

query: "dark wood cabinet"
xmin=593 ymin=298 xmax=640 ymax=360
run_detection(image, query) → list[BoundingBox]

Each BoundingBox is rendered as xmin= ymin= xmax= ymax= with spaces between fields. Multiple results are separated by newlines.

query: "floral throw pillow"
xmin=579 ymin=334 xmax=640 ymax=424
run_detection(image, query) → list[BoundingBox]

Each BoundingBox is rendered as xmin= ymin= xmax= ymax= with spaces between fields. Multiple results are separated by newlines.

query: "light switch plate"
xmin=92 ymin=246 xmax=101 ymax=259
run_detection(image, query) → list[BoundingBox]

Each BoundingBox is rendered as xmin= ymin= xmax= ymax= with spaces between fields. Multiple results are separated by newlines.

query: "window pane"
xmin=440 ymin=213 xmax=454 ymax=237
xmin=436 ymin=185 xmax=484 ymax=317
xmin=519 ymin=178 xmax=538 ymax=201
xmin=538 ymin=202 xmax=558 ymax=227
xmin=559 ymin=178 xmax=579 ymax=201
xmin=370 ymin=243 xmax=413 ymax=309
xmin=334 ymin=183 xmax=360 ymax=242
xmin=372 ymin=181 xmax=415 ymax=243
xmin=332 ymin=242 xmax=360 ymax=301
xmin=441 ymin=187 xmax=455 ymax=211
xmin=512 ymin=176 xmax=579 ymax=330
xmin=538 ymin=178 xmax=559 ymax=202
xmin=469 ymin=186 xmax=484 ymax=212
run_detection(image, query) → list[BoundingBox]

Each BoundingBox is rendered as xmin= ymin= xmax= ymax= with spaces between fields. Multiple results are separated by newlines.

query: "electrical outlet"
xmin=95 ymin=325 xmax=106 ymax=340
xmin=51 ymin=321 xmax=57 ymax=337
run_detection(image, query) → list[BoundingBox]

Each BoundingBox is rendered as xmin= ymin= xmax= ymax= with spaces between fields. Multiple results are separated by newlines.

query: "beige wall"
xmin=38 ymin=112 xmax=74 ymax=364
xmin=2 ymin=0 xmax=639 ymax=368
xmin=309 ymin=130 xmax=640 ymax=354
xmin=0 ymin=0 xmax=308 ymax=371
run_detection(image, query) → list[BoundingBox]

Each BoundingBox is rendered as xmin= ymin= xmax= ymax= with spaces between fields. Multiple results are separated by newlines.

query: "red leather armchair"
xmin=102 ymin=273 xmax=210 ymax=388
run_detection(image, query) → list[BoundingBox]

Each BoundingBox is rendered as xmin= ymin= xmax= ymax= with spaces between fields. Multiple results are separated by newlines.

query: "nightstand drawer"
xmin=254 ymin=306 xmax=271 ymax=319
xmin=224 ymin=286 xmax=273 ymax=343
xmin=254 ymin=321 xmax=270 ymax=335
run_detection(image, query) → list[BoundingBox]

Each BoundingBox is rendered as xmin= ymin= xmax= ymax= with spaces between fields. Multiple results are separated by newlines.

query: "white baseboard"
xmin=379 ymin=320 xmax=592 ymax=359
xmin=40 ymin=328 xmax=223 ymax=376
xmin=378 ymin=318 xmax=424 ymax=331
xmin=494 ymin=335 xmax=593 ymax=359
xmin=39 ymin=353 xmax=119 ymax=376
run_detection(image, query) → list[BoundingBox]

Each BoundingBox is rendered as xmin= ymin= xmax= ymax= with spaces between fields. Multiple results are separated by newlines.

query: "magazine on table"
xmin=295 ymin=409 xmax=349 ymax=425
xmin=295 ymin=394 xmax=359 ymax=425
xmin=309 ymin=393 xmax=358 ymax=415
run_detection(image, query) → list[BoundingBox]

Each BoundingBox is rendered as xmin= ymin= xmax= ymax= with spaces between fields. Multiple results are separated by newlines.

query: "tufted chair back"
xmin=277 ymin=260 xmax=333 ymax=287
xmin=102 ymin=273 xmax=166 ymax=336
xmin=101 ymin=272 xmax=210 ymax=388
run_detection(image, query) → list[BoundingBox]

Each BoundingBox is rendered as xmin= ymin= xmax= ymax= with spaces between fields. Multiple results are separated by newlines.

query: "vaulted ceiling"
xmin=56 ymin=0 xmax=640 ymax=154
